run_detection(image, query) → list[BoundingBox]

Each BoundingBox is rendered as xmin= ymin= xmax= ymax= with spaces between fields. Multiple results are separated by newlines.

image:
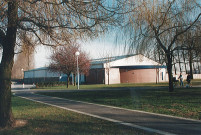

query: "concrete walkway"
xmin=15 ymin=91 xmax=201 ymax=135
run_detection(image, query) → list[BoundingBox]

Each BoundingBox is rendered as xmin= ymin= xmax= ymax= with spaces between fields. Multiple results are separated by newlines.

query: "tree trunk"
xmin=177 ymin=50 xmax=182 ymax=73
xmin=197 ymin=58 xmax=201 ymax=74
xmin=166 ymin=52 xmax=174 ymax=92
xmin=0 ymin=2 xmax=18 ymax=128
xmin=189 ymin=50 xmax=193 ymax=79
xmin=0 ymin=72 xmax=14 ymax=128
xmin=73 ymin=73 xmax=76 ymax=86
xmin=182 ymin=50 xmax=187 ymax=74
xmin=173 ymin=56 xmax=177 ymax=75
xmin=66 ymin=75 xmax=70 ymax=88
xmin=108 ymin=69 xmax=110 ymax=85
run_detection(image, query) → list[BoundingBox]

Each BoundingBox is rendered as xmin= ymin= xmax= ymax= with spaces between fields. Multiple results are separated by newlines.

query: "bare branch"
xmin=169 ymin=13 xmax=201 ymax=50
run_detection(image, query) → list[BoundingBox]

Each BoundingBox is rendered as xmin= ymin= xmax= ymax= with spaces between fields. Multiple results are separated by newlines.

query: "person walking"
xmin=186 ymin=74 xmax=192 ymax=88
xmin=178 ymin=73 xmax=183 ymax=87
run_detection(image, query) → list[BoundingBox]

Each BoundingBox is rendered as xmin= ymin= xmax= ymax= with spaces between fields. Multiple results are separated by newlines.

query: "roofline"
xmin=111 ymin=65 xmax=167 ymax=69
xmin=24 ymin=67 xmax=48 ymax=72
xmin=90 ymin=54 xmax=139 ymax=64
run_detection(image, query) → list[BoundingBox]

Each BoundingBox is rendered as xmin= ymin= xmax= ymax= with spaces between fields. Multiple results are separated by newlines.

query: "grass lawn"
xmin=33 ymin=79 xmax=201 ymax=90
xmin=34 ymin=82 xmax=168 ymax=90
xmin=0 ymin=96 xmax=150 ymax=135
xmin=38 ymin=87 xmax=201 ymax=120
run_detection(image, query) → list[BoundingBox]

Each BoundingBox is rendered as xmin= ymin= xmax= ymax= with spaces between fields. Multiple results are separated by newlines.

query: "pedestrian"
xmin=178 ymin=73 xmax=183 ymax=87
xmin=186 ymin=74 xmax=191 ymax=88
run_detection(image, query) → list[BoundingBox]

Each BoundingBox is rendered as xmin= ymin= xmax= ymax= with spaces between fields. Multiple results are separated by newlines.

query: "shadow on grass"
xmin=0 ymin=97 xmax=148 ymax=135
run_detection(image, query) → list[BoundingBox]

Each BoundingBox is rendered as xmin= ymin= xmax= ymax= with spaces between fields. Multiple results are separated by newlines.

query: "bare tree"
xmin=119 ymin=0 xmax=201 ymax=92
xmin=12 ymin=34 xmax=35 ymax=79
xmin=0 ymin=1 xmax=127 ymax=128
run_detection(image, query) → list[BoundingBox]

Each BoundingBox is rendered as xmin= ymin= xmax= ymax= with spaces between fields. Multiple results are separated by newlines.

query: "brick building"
xmin=86 ymin=54 xmax=167 ymax=84
xmin=23 ymin=54 xmax=168 ymax=84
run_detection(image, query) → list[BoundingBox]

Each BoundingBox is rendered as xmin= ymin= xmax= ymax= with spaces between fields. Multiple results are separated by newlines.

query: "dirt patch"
xmin=14 ymin=120 xmax=28 ymax=128
xmin=0 ymin=120 xmax=27 ymax=131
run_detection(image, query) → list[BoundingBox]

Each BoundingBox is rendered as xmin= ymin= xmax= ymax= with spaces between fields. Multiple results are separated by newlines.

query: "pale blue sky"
xmin=34 ymin=33 xmax=127 ymax=68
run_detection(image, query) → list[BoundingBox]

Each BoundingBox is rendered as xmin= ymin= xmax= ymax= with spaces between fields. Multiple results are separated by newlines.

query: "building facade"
xmin=24 ymin=67 xmax=85 ymax=84
xmin=24 ymin=54 xmax=168 ymax=84
xmin=23 ymin=54 xmax=201 ymax=84
xmin=86 ymin=54 xmax=167 ymax=84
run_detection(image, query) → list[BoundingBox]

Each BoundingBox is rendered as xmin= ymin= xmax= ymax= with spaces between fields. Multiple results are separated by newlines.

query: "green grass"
xmin=34 ymin=82 xmax=169 ymax=90
xmin=192 ymin=79 xmax=201 ymax=85
xmin=39 ymin=87 xmax=201 ymax=120
xmin=33 ymin=79 xmax=201 ymax=90
xmin=0 ymin=96 xmax=150 ymax=135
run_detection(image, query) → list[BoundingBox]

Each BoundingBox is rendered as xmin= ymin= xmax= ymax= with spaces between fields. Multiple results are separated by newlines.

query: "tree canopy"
xmin=49 ymin=43 xmax=90 ymax=88
xmin=0 ymin=0 xmax=127 ymax=128
xmin=118 ymin=0 xmax=201 ymax=92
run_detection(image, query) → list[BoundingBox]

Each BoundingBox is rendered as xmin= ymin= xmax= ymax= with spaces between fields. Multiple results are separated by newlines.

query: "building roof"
xmin=25 ymin=54 xmax=165 ymax=72
xmin=25 ymin=55 xmax=136 ymax=72
xmin=24 ymin=67 xmax=48 ymax=72
xmin=111 ymin=65 xmax=167 ymax=69
xmin=91 ymin=54 xmax=136 ymax=65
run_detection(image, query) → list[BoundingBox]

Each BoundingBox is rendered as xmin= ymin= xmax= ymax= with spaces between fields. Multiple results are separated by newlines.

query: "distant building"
xmin=24 ymin=54 xmax=167 ymax=84
xmin=24 ymin=67 xmax=85 ymax=84
xmin=86 ymin=54 xmax=167 ymax=84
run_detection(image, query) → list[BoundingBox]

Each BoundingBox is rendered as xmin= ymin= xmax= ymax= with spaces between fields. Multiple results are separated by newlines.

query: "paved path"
xmin=15 ymin=91 xmax=201 ymax=135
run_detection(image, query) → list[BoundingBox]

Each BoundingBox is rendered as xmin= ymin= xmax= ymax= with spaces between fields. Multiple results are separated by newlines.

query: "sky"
xmin=0 ymin=31 xmax=127 ymax=68
xmin=34 ymin=33 xmax=127 ymax=68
